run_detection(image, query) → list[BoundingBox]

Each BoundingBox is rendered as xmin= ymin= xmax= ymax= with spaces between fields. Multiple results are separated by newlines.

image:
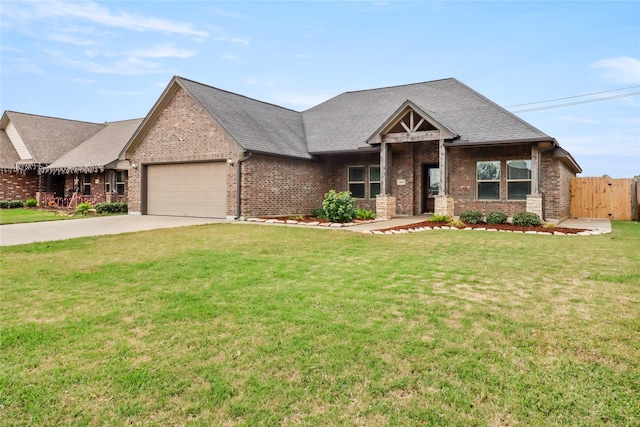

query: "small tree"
xmin=322 ymin=190 xmax=357 ymax=223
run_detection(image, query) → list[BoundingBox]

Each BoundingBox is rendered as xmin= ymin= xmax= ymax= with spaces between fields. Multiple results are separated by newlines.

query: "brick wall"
xmin=0 ymin=171 xmax=38 ymax=201
xmin=241 ymin=154 xmax=327 ymax=217
xmin=449 ymin=145 xmax=530 ymax=216
xmin=127 ymin=87 xmax=239 ymax=214
xmin=540 ymin=153 xmax=574 ymax=220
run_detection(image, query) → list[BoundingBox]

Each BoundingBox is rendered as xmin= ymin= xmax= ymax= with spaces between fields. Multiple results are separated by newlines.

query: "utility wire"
xmin=510 ymin=91 xmax=640 ymax=113
xmin=505 ymin=85 xmax=640 ymax=108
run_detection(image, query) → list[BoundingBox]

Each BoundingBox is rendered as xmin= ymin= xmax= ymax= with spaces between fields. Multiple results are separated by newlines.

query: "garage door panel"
xmin=146 ymin=162 xmax=227 ymax=218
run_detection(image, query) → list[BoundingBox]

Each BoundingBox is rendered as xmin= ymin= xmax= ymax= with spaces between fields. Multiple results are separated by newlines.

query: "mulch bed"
xmin=378 ymin=221 xmax=588 ymax=234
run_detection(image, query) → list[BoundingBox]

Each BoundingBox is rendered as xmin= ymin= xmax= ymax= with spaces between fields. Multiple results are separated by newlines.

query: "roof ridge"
xmin=340 ymin=77 xmax=456 ymax=95
xmin=5 ymin=110 xmax=105 ymax=126
xmin=175 ymin=76 xmax=302 ymax=114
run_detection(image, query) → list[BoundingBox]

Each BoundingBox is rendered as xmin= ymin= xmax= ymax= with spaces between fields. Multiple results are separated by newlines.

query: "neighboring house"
xmin=0 ymin=111 xmax=141 ymax=206
xmin=123 ymin=76 xmax=581 ymax=222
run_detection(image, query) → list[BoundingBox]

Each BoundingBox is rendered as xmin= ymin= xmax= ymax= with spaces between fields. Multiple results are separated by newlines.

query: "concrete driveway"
xmin=0 ymin=215 xmax=224 ymax=246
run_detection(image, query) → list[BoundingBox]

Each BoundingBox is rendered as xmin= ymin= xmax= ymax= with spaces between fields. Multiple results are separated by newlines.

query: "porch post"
xmin=531 ymin=143 xmax=540 ymax=194
xmin=376 ymin=142 xmax=396 ymax=219
xmin=380 ymin=142 xmax=391 ymax=194
xmin=435 ymin=137 xmax=455 ymax=217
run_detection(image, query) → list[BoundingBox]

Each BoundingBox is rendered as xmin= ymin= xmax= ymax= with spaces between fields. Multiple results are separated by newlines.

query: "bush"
xmin=429 ymin=214 xmax=450 ymax=223
xmin=486 ymin=211 xmax=508 ymax=225
xmin=322 ymin=190 xmax=357 ymax=223
xmin=512 ymin=211 xmax=541 ymax=226
xmin=1 ymin=200 xmax=25 ymax=209
xmin=76 ymin=203 xmax=92 ymax=215
xmin=94 ymin=202 xmax=128 ymax=214
xmin=311 ymin=207 xmax=326 ymax=219
xmin=355 ymin=208 xmax=376 ymax=220
xmin=459 ymin=210 xmax=484 ymax=224
xmin=25 ymin=198 xmax=38 ymax=207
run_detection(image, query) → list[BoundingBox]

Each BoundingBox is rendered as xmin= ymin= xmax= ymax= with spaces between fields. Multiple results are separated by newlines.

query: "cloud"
xmin=592 ymin=57 xmax=640 ymax=84
xmin=30 ymin=1 xmax=208 ymax=37
xmin=213 ymin=36 xmax=250 ymax=46
xmin=49 ymin=33 xmax=96 ymax=46
xmin=222 ymin=54 xmax=238 ymax=61
xmin=126 ymin=44 xmax=196 ymax=59
xmin=45 ymin=49 xmax=163 ymax=75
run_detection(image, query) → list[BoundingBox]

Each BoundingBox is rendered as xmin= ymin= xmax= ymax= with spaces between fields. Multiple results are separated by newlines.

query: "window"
xmin=507 ymin=160 xmax=531 ymax=200
xmin=348 ymin=166 xmax=365 ymax=198
xmin=116 ymin=171 xmax=125 ymax=196
xmin=369 ymin=166 xmax=381 ymax=198
xmin=476 ymin=161 xmax=500 ymax=200
xmin=82 ymin=174 xmax=91 ymax=196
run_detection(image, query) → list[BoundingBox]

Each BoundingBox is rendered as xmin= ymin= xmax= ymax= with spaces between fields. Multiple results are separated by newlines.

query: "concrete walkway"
xmin=0 ymin=215 xmax=224 ymax=246
xmin=557 ymin=218 xmax=612 ymax=233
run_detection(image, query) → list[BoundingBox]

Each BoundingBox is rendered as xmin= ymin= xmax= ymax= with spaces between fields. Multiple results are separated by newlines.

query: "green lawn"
xmin=2 ymin=222 xmax=638 ymax=426
xmin=0 ymin=208 xmax=72 ymax=225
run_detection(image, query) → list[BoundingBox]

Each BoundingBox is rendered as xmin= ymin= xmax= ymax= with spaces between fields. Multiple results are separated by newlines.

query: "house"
xmin=123 ymin=76 xmax=581 ymax=222
xmin=0 ymin=111 xmax=142 ymax=207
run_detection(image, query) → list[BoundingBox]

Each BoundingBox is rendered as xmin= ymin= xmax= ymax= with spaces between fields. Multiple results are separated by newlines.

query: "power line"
xmin=510 ymin=91 xmax=640 ymax=113
xmin=505 ymin=85 xmax=640 ymax=108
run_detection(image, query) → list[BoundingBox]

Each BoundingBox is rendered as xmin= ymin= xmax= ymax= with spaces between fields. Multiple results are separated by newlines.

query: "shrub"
xmin=459 ymin=210 xmax=484 ymax=224
xmin=94 ymin=202 xmax=128 ymax=214
xmin=311 ymin=207 xmax=326 ymax=219
xmin=355 ymin=208 xmax=376 ymax=220
xmin=512 ymin=211 xmax=541 ymax=226
xmin=76 ymin=203 xmax=92 ymax=215
xmin=25 ymin=198 xmax=37 ymax=207
xmin=0 ymin=200 xmax=25 ymax=208
xmin=448 ymin=219 xmax=465 ymax=228
xmin=322 ymin=190 xmax=357 ymax=223
xmin=486 ymin=211 xmax=508 ymax=225
xmin=429 ymin=214 xmax=450 ymax=223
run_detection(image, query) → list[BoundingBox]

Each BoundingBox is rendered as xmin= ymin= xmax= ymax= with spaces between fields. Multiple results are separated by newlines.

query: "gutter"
xmin=236 ymin=152 xmax=252 ymax=220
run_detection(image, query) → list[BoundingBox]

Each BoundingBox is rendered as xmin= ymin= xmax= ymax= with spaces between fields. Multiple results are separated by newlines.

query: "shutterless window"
xmin=477 ymin=161 xmax=500 ymax=200
xmin=82 ymin=174 xmax=91 ymax=196
xmin=348 ymin=166 xmax=365 ymax=198
xmin=507 ymin=160 xmax=531 ymax=200
xmin=116 ymin=171 xmax=125 ymax=196
xmin=369 ymin=166 xmax=381 ymax=198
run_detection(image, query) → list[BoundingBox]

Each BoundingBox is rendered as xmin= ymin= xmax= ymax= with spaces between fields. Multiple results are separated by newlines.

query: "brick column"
xmin=376 ymin=194 xmax=396 ymax=219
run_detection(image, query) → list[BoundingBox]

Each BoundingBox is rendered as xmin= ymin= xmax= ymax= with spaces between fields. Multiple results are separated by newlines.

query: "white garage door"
xmin=146 ymin=162 xmax=227 ymax=218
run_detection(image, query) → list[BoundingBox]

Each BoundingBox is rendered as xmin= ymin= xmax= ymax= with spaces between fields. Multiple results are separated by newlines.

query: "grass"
xmin=2 ymin=221 xmax=639 ymax=426
xmin=0 ymin=208 xmax=72 ymax=225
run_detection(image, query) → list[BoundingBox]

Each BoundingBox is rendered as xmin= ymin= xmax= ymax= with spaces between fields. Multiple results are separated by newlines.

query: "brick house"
xmin=0 ymin=111 xmax=141 ymax=207
xmin=124 ymin=76 xmax=581 ymax=222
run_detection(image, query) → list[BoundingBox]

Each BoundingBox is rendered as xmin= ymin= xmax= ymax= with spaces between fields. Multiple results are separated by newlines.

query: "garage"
xmin=146 ymin=162 xmax=227 ymax=218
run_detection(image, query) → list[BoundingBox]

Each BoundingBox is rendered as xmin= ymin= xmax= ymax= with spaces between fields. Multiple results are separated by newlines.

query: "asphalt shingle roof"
xmin=0 ymin=130 xmax=20 ymax=171
xmin=3 ymin=111 xmax=105 ymax=165
xmin=45 ymin=118 xmax=143 ymax=173
xmin=179 ymin=78 xmax=311 ymax=159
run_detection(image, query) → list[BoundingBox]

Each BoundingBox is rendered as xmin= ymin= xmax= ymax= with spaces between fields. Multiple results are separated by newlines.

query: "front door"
xmin=422 ymin=164 xmax=440 ymax=213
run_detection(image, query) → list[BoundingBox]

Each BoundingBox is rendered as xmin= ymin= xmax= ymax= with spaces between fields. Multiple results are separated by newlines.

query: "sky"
xmin=1 ymin=1 xmax=639 ymax=178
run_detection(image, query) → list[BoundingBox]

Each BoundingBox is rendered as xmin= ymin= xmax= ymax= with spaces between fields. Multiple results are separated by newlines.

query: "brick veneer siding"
xmin=448 ymin=145 xmax=531 ymax=217
xmin=0 ymin=171 xmax=38 ymax=201
xmin=127 ymin=87 xmax=239 ymax=215
xmin=241 ymin=154 xmax=327 ymax=217
xmin=540 ymin=153 xmax=575 ymax=220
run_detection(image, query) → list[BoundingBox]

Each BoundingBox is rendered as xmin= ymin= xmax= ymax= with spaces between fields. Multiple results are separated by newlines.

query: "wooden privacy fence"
xmin=570 ymin=177 xmax=638 ymax=220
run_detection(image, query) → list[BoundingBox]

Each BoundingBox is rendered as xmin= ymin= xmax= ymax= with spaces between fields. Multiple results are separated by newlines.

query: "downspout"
xmin=236 ymin=152 xmax=252 ymax=220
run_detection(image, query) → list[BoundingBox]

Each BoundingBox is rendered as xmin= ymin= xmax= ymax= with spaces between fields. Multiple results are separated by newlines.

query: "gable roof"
xmin=0 ymin=129 xmax=21 ymax=172
xmin=302 ymin=78 xmax=553 ymax=153
xmin=44 ymin=118 xmax=143 ymax=174
xmin=0 ymin=111 xmax=105 ymax=168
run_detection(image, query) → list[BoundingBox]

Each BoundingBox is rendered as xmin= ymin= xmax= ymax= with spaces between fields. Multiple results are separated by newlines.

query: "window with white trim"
xmin=348 ymin=166 xmax=365 ymax=199
xmin=369 ymin=166 xmax=381 ymax=198
xmin=476 ymin=161 xmax=500 ymax=200
xmin=507 ymin=160 xmax=531 ymax=200
xmin=116 ymin=171 xmax=125 ymax=196
xmin=82 ymin=174 xmax=91 ymax=196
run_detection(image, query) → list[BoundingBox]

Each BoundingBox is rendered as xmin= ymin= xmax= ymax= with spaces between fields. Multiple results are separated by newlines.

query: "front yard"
xmin=2 ymin=222 xmax=638 ymax=425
